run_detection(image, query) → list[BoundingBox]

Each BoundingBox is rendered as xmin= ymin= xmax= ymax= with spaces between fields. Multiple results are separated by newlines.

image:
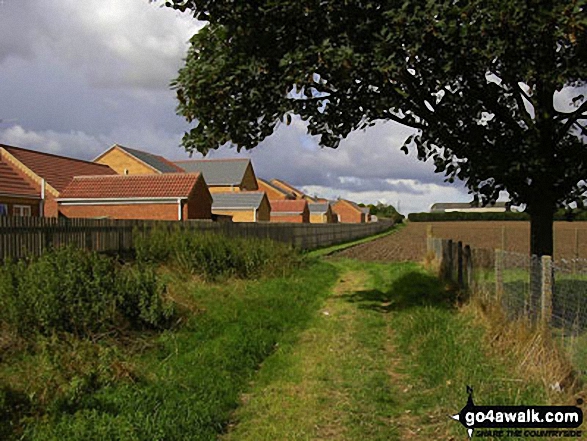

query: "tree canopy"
xmin=166 ymin=0 xmax=586 ymax=255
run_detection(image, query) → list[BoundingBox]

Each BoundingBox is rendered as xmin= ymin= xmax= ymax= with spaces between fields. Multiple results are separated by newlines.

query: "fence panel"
xmin=0 ymin=217 xmax=394 ymax=261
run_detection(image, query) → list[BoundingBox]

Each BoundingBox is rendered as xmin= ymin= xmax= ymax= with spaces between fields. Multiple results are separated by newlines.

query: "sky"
xmin=0 ymin=0 xmax=477 ymax=214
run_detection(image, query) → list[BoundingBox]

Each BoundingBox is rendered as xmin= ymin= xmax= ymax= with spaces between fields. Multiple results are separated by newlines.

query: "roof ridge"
xmin=1 ymin=144 xmax=112 ymax=168
xmin=72 ymin=172 xmax=199 ymax=179
xmin=175 ymin=157 xmax=250 ymax=163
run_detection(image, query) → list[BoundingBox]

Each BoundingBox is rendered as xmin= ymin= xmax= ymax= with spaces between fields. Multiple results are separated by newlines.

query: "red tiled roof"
xmin=2 ymin=144 xmax=116 ymax=192
xmin=0 ymin=160 xmax=39 ymax=197
xmin=59 ymin=173 xmax=202 ymax=199
xmin=270 ymin=199 xmax=308 ymax=213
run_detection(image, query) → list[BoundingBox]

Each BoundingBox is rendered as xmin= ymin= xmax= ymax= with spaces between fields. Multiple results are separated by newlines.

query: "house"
xmin=361 ymin=206 xmax=371 ymax=223
xmin=0 ymin=157 xmax=42 ymax=216
xmin=57 ymin=173 xmax=212 ymax=221
xmin=269 ymin=199 xmax=309 ymax=223
xmin=211 ymin=192 xmax=270 ymax=222
xmin=269 ymin=179 xmax=317 ymax=202
xmin=332 ymin=199 xmax=366 ymax=223
xmin=94 ymin=144 xmax=184 ymax=175
xmin=0 ymin=144 xmax=117 ymax=217
xmin=175 ymin=158 xmax=258 ymax=193
xmin=308 ymin=202 xmax=335 ymax=223
xmin=257 ymin=178 xmax=295 ymax=200
xmin=430 ymin=202 xmax=511 ymax=213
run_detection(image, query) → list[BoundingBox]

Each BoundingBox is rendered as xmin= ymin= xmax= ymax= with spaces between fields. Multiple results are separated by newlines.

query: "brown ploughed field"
xmin=335 ymin=221 xmax=587 ymax=261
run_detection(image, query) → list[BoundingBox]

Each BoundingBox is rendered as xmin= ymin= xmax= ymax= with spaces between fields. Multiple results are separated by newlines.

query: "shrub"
xmin=116 ymin=264 xmax=175 ymax=329
xmin=0 ymin=246 xmax=174 ymax=339
xmin=134 ymin=226 xmax=301 ymax=281
xmin=0 ymin=248 xmax=118 ymax=338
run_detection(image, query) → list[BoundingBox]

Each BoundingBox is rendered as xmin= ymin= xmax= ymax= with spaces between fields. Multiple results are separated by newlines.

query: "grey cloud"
xmin=0 ymin=0 xmax=200 ymax=90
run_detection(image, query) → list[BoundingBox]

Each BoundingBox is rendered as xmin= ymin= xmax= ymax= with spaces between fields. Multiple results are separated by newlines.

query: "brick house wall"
xmin=185 ymin=176 xmax=213 ymax=220
xmin=95 ymin=148 xmax=155 ymax=175
xmin=59 ymin=202 xmax=183 ymax=220
xmin=212 ymin=209 xmax=256 ymax=222
xmin=0 ymin=196 xmax=41 ymax=217
xmin=332 ymin=200 xmax=365 ymax=223
xmin=257 ymin=197 xmax=271 ymax=221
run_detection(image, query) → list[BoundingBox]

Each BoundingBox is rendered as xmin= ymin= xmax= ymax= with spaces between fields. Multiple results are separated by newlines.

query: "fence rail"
xmin=427 ymin=235 xmax=587 ymax=375
xmin=0 ymin=217 xmax=395 ymax=261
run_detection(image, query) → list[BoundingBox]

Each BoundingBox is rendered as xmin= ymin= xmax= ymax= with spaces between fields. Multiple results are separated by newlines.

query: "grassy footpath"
xmin=12 ymin=261 xmax=339 ymax=440
xmin=224 ymin=259 xmax=558 ymax=441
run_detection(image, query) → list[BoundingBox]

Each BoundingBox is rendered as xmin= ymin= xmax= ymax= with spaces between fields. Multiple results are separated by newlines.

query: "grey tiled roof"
xmin=212 ymin=192 xmax=265 ymax=210
xmin=117 ymin=145 xmax=181 ymax=173
xmin=308 ymin=202 xmax=330 ymax=214
xmin=175 ymin=158 xmax=250 ymax=186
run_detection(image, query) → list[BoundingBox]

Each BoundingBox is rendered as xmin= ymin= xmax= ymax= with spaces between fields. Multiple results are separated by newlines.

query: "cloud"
xmin=0 ymin=0 xmax=202 ymax=89
xmin=0 ymin=124 xmax=184 ymax=161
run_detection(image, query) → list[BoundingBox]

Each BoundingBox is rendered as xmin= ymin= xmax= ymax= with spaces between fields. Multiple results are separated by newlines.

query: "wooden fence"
xmin=0 ymin=217 xmax=395 ymax=261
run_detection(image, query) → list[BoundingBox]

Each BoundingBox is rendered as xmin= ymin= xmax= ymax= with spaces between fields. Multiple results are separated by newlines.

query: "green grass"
xmin=222 ymin=259 xmax=553 ymax=441
xmin=2 ymin=261 xmax=339 ymax=440
xmin=2 ymin=251 xmax=566 ymax=440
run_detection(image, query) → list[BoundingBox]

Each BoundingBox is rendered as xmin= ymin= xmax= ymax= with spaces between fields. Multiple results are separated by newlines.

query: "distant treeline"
xmin=408 ymin=210 xmax=587 ymax=222
xmin=358 ymin=202 xmax=405 ymax=223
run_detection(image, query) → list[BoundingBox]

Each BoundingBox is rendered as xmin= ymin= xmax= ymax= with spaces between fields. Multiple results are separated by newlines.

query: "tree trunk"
xmin=529 ymin=207 xmax=554 ymax=257
xmin=528 ymin=203 xmax=555 ymax=318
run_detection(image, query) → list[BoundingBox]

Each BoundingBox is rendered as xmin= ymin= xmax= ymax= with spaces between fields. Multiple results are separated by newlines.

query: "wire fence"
xmin=427 ymin=236 xmax=587 ymax=377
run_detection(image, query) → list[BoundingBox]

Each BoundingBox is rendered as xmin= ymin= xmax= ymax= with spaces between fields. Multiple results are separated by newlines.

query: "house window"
xmin=0 ymin=204 xmax=7 ymax=216
xmin=13 ymin=205 xmax=32 ymax=217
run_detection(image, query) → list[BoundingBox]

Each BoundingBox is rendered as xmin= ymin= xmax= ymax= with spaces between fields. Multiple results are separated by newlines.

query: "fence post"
xmin=463 ymin=245 xmax=472 ymax=289
xmin=457 ymin=241 xmax=463 ymax=289
xmin=541 ymin=255 xmax=553 ymax=327
xmin=495 ymin=249 xmax=504 ymax=305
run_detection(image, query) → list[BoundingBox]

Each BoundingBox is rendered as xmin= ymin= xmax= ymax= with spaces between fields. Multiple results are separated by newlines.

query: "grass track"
xmin=224 ymin=259 xmax=555 ymax=441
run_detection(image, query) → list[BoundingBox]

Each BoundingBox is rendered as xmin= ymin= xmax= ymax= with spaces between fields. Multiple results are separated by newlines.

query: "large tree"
xmin=165 ymin=0 xmax=586 ymax=257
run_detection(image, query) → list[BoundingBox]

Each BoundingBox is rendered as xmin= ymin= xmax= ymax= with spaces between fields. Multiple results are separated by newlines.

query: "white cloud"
xmin=0 ymin=124 xmax=184 ymax=161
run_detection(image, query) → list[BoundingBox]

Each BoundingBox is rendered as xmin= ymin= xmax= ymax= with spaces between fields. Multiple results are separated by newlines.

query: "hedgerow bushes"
xmin=134 ymin=226 xmax=301 ymax=280
xmin=0 ymin=247 xmax=174 ymax=339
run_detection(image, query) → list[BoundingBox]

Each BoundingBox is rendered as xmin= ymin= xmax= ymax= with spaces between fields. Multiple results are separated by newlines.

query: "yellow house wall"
xmin=257 ymin=180 xmax=289 ymax=200
xmin=212 ymin=209 xmax=256 ymax=222
xmin=310 ymin=213 xmax=327 ymax=223
xmin=241 ymin=163 xmax=259 ymax=191
xmin=96 ymin=148 xmax=156 ymax=175
xmin=256 ymin=198 xmax=271 ymax=221
xmin=209 ymin=186 xmax=240 ymax=193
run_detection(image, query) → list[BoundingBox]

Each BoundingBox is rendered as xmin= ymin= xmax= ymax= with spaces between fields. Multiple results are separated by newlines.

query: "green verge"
xmin=224 ymin=260 xmax=553 ymax=441
xmin=18 ymin=261 xmax=339 ymax=440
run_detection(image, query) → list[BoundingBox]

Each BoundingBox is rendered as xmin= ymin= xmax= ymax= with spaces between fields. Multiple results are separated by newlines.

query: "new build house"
xmin=175 ymin=158 xmax=258 ymax=193
xmin=257 ymin=178 xmax=295 ymax=200
xmin=269 ymin=179 xmax=317 ymax=202
xmin=94 ymin=144 xmax=183 ymax=175
xmin=308 ymin=202 xmax=335 ymax=224
xmin=0 ymin=156 xmax=42 ymax=217
xmin=0 ymin=144 xmax=116 ymax=217
xmin=211 ymin=192 xmax=270 ymax=222
xmin=57 ymin=173 xmax=212 ymax=221
xmin=269 ymin=199 xmax=309 ymax=223
xmin=332 ymin=199 xmax=367 ymax=223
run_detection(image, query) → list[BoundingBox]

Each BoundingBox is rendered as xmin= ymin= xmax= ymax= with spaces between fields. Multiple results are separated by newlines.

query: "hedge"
xmin=408 ymin=210 xmax=587 ymax=222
